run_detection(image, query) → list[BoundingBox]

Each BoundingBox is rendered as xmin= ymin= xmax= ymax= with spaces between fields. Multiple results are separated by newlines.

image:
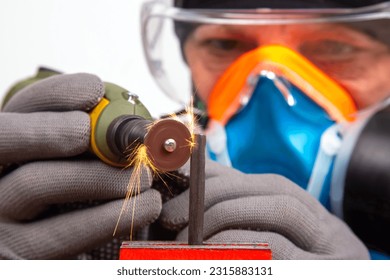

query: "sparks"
xmin=113 ymin=144 xmax=153 ymax=240
xmin=114 ymin=98 xmax=199 ymax=240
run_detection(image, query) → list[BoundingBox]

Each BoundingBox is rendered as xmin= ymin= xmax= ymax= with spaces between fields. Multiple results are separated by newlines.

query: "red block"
xmin=119 ymin=241 xmax=272 ymax=260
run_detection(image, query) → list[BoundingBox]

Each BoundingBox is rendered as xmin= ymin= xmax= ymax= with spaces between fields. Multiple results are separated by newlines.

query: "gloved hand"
xmin=159 ymin=160 xmax=370 ymax=259
xmin=0 ymin=73 xmax=162 ymax=259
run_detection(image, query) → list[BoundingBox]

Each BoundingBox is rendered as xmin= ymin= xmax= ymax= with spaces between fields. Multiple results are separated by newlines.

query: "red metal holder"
xmin=120 ymin=242 xmax=271 ymax=260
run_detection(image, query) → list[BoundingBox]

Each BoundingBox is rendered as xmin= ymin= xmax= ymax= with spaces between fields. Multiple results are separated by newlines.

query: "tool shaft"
xmin=188 ymin=134 xmax=206 ymax=245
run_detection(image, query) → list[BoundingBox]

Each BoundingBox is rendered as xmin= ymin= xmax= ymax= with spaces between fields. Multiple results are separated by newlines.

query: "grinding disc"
xmin=144 ymin=119 xmax=192 ymax=172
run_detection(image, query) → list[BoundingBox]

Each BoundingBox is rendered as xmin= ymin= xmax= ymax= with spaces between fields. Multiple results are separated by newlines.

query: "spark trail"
xmin=113 ymin=99 xmax=198 ymax=240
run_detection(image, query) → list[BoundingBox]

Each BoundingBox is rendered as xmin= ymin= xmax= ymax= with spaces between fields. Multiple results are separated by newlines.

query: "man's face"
xmin=184 ymin=23 xmax=390 ymax=109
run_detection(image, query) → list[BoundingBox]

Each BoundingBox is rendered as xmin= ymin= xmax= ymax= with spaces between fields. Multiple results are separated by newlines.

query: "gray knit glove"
xmin=160 ymin=160 xmax=369 ymax=260
xmin=0 ymin=74 xmax=162 ymax=259
xmin=1 ymin=73 xmax=102 ymax=163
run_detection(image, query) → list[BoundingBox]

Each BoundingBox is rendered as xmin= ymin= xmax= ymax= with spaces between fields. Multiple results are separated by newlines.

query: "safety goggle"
xmin=141 ymin=0 xmax=390 ymax=107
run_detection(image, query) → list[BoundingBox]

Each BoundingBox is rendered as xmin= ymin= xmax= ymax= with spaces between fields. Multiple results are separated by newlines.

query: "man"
xmin=0 ymin=0 xmax=384 ymax=259
xmin=142 ymin=0 xmax=390 ymax=258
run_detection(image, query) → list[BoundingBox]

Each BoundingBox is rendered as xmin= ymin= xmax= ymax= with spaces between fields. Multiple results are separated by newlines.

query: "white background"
xmin=0 ymin=0 xmax=180 ymax=117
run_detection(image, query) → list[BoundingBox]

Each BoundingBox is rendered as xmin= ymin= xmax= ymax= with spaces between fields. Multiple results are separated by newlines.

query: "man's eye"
xmin=204 ymin=39 xmax=240 ymax=51
xmin=300 ymin=40 xmax=360 ymax=60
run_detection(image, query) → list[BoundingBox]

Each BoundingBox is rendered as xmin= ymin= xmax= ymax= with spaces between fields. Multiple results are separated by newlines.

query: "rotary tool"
xmin=4 ymin=68 xmax=192 ymax=171
xmin=89 ymin=82 xmax=192 ymax=171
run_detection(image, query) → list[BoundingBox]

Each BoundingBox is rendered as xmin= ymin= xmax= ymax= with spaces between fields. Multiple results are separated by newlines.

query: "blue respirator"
xmin=209 ymin=72 xmax=337 ymax=205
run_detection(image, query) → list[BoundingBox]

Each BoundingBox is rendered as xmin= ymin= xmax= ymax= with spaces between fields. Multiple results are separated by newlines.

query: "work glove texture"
xmin=0 ymin=73 xmax=162 ymax=259
xmin=0 ymin=73 xmax=100 ymax=163
xmin=160 ymin=160 xmax=369 ymax=260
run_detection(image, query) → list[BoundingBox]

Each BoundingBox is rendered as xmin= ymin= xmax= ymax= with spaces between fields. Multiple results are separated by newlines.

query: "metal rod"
xmin=188 ymin=134 xmax=206 ymax=245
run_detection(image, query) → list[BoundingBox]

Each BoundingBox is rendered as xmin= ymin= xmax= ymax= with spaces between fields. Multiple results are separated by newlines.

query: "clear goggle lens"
xmin=142 ymin=0 xmax=390 ymax=109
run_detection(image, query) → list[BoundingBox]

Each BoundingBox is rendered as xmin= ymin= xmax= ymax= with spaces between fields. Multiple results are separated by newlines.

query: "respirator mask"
xmin=142 ymin=0 xmax=390 ymax=251
xmin=205 ymin=44 xmax=390 ymax=214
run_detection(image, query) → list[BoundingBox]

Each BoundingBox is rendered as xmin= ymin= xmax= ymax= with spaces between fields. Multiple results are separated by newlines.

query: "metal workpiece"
xmin=188 ymin=134 xmax=206 ymax=245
